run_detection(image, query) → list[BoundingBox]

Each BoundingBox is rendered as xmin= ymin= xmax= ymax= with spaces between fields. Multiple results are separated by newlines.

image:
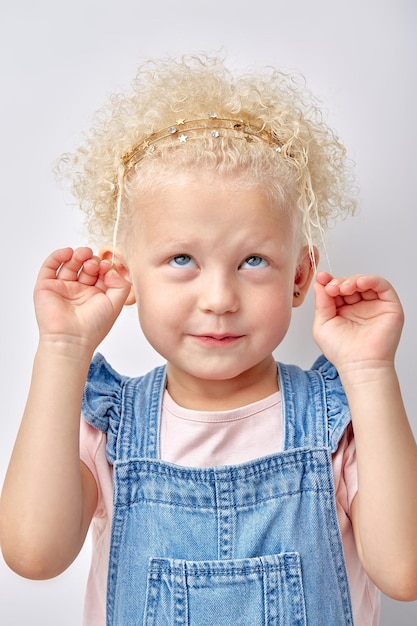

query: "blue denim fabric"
xmin=83 ymin=354 xmax=354 ymax=625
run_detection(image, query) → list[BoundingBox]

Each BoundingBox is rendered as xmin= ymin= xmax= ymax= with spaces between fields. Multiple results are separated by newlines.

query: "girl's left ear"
xmin=293 ymin=246 xmax=319 ymax=307
xmin=99 ymin=246 xmax=136 ymax=306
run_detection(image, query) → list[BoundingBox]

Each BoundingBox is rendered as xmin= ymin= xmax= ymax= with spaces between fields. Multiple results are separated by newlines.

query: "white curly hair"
xmin=57 ymin=53 xmax=357 ymax=258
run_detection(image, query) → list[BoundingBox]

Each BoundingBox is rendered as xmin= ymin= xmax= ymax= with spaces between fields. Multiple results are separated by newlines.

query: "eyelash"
xmin=169 ymin=255 xmax=196 ymax=268
xmin=240 ymin=255 xmax=268 ymax=269
xmin=168 ymin=254 xmax=268 ymax=270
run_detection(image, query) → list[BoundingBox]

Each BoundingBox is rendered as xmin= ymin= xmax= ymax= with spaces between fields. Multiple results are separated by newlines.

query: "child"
xmin=1 ymin=54 xmax=417 ymax=626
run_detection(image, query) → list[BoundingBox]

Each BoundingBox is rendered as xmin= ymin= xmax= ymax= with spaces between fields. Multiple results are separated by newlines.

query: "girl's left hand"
xmin=313 ymin=272 xmax=404 ymax=373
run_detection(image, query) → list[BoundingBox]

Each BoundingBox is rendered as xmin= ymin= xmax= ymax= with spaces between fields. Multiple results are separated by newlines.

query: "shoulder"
xmin=311 ymin=355 xmax=351 ymax=450
xmin=82 ymin=353 xmax=165 ymax=432
xmin=81 ymin=353 xmax=166 ymax=463
xmin=82 ymin=353 xmax=129 ymax=432
xmin=277 ymin=355 xmax=351 ymax=452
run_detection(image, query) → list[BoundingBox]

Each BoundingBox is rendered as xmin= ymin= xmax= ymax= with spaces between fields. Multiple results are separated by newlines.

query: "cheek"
xmin=134 ymin=274 xmax=163 ymax=306
xmin=252 ymin=281 xmax=293 ymax=311
xmin=258 ymin=291 xmax=293 ymax=335
xmin=133 ymin=280 xmax=156 ymax=327
xmin=135 ymin=281 xmax=183 ymax=333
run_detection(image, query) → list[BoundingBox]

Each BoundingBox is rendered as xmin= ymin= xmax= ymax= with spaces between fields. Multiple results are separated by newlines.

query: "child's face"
xmin=122 ymin=173 xmax=310 ymax=407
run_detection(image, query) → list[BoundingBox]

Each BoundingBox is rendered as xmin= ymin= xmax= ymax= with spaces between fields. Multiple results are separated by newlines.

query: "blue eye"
xmin=241 ymin=256 xmax=268 ymax=269
xmin=169 ymin=255 xmax=196 ymax=268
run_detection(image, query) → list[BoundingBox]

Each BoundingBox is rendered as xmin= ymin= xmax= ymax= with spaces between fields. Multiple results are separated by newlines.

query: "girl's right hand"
xmin=34 ymin=247 xmax=132 ymax=354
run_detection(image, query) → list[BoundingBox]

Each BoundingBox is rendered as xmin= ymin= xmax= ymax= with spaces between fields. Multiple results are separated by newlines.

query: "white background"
xmin=0 ymin=1 xmax=416 ymax=624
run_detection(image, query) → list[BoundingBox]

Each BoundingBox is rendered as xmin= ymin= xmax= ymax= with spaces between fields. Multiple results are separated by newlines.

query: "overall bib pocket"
xmin=143 ymin=552 xmax=307 ymax=626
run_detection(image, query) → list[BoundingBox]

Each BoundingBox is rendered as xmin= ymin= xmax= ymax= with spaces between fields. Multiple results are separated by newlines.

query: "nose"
xmin=199 ymin=270 xmax=239 ymax=315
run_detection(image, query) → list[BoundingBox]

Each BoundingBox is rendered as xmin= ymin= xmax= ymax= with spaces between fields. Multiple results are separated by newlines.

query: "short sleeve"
xmin=311 ymin=354 xmax=352 ymax=452
xmin=333 ymin=423 xmax=358 ymax=517
xmin=79 ymin=419 xmax=107 ymax=516
xmin=82 ymin=353 xmax=127 ymax=464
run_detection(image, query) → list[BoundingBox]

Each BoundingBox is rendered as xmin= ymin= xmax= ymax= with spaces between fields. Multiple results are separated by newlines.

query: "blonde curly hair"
xmin=58 ymin=54 xmax=356 ymax=254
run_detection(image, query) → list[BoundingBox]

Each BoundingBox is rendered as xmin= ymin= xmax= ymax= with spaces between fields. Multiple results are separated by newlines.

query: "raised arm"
xmin=313 ymin=272 xmax=417 ymax=600
xmin=0 ymin=247 xmax=131 ymax=579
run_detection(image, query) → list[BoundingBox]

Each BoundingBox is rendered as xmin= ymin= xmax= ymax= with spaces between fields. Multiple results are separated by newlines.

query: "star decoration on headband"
xmin=122 ymin=113 xmax=285 ymax=171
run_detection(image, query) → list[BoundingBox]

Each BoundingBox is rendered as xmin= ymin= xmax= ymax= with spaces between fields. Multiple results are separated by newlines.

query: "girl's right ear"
xmin=99 ymin=246 xmax=136 ymax=306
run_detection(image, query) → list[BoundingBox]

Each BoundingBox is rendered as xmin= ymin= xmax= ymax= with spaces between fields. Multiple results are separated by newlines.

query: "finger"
xmin=37 ymin=248 xmax=75 ymax=280
xmin=101 ymin=266 xmax=133 ymax=311
xmin=331 ymin=276 xmax=393 ymax=303
xmin=81 ymin=259 xmax=114 ymax=292
xmin=313 ymin=278 xmax=337 ymax=323
xmin=323 ymin=276 xmax=353 ymax=296
xmin=356 ymin=289 xmax=379 ymax=301
xmin=56 ymin=247 xmax=94 ymax=281
xmin=355 ymin=275 xmax=396 ymax=301
xmin=315 ymin=271 xmax=334 ymax=287
xmin=77 ymin=257 xmax=101 ymax=286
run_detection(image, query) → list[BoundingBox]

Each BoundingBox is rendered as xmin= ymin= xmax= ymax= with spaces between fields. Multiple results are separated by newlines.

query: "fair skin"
xmin=116 ymin=180 xmax=312 ymax=410
xmin=1 ymin=173 xmax=417 ymax=602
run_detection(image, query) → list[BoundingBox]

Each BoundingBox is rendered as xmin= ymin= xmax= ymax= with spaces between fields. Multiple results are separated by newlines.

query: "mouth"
xmin=191 ymin=334 xmax=244 ymax=346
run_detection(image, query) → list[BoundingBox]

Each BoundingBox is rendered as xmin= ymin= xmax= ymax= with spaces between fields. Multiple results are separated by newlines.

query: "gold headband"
xmin=122 ymin=112 xmax=283 ymax=171
xmin=111 ymin=113 xmax=284 ymax=263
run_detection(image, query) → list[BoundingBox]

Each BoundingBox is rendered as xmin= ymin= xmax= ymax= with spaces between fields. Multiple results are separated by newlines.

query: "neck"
xmin=166 ymin=356 xmax=279 ymax=411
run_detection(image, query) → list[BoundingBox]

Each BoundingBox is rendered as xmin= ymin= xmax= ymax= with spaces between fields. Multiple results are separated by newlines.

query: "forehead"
xmin=127 ymin=175 xmax=297 ymax=254
xmin=134 ymin=173 xmax=288 ymax=222
xmin=127 ymin=157 xmax=294 ymax=206
xmin=130 ymin=166 xmax=293 ymax=212
xmin=121 ymin=167 xmax=302 ymax=258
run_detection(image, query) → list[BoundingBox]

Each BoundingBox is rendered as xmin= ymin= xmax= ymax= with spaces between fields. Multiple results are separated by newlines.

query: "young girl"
xmin=1 ymin=54 xmax=417 ymax=626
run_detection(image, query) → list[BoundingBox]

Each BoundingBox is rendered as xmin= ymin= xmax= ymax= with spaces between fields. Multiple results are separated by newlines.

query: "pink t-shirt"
xmin=80 ymin=390 xmax=380 ymax=625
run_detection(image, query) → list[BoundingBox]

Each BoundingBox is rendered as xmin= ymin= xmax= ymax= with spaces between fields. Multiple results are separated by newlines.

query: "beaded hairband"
xmin=122 ymin=112 xmax=283 ymax=171
xmin=111 ymin=113 xmax=284 ymax=261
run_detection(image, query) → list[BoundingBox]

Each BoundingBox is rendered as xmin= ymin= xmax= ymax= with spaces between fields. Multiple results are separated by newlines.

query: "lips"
xmin=191 ymin=333 xmax=244 ymax=346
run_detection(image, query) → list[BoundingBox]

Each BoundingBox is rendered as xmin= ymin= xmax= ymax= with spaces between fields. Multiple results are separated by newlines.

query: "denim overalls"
xmin=83 ymin=353 xmax=354 ymax=625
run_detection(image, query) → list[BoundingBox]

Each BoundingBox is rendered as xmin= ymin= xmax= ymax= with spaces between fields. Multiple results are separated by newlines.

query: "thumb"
xmin=313 ymin=276 xmax=337 ymax=326
xmin=103 ymin=266 xmax=135 ymax=310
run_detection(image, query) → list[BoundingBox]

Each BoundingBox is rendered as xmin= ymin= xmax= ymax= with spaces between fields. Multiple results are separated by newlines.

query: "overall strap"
xmin=117 ymin=365 xmax=167 ymax=460
xmin=82 ymin=353 xmax=167 ymax=464
xmin=277 ymin=356 xmax=351 ymax=452
xmin=83 ymin=353 xmax=349 ymax=462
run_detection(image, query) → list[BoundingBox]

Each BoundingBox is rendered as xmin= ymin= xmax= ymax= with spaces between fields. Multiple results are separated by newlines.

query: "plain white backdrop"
xmin=0 ymin=1 xmax=416 ymax=624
